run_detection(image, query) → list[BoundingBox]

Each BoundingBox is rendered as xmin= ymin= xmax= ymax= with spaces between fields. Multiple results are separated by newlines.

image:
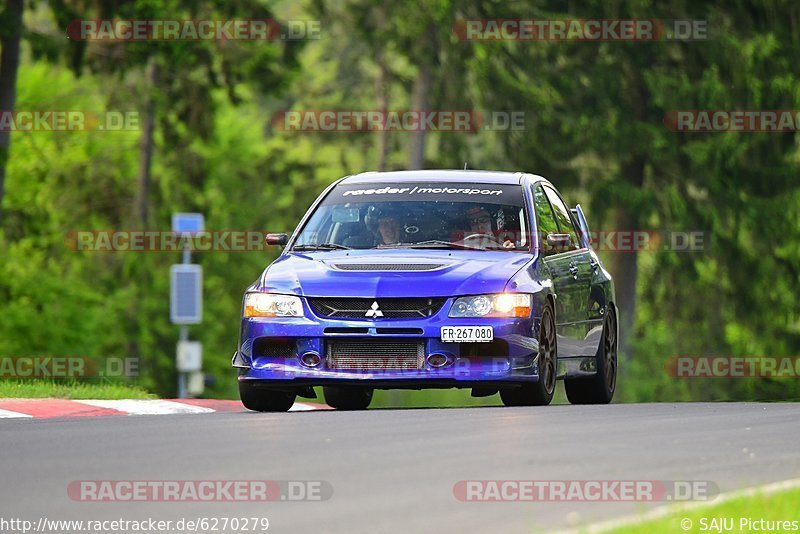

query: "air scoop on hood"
xmin=329 ymin=263 xmax=448 ymax=272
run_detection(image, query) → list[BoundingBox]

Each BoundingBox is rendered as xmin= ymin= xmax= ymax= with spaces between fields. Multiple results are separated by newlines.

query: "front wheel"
xmin=501 ymin=301 xmax=557 ymax=407
xmin=323 ymin=387 xmax=373 ymax=410
xmin=239 ymin=381 xmax=296 ymax=412
xmin=565 ymin=307 xmax=617 ymax=404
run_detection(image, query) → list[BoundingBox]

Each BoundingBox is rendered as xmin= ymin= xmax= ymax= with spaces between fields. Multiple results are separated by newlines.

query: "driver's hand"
xmin=503 ymin=240 xmax=515 ymax=249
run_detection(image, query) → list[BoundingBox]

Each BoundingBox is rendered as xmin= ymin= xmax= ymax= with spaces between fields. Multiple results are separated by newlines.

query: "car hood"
xmin=255 ymin=249 xmax=532 ymax=298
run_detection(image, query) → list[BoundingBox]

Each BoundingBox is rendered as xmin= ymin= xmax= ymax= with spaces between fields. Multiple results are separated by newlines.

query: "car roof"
xmin=340 ymin=169 xmax=530 ymax=185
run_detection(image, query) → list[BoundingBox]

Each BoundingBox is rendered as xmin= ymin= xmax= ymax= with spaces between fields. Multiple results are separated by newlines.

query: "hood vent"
xmin=331 ymin=263 xmax=446 ymax=271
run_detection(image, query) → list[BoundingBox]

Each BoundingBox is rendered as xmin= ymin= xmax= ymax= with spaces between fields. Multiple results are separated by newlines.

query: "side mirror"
xmin=546 ymin=233 xmax=571 ymax=253
xmin=265 ymin=233 xmax=288 ymax=246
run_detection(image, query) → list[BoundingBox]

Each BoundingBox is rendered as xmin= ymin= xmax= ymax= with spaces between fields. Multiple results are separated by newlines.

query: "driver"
xmin=365 ymin=206 xmax=403 ymax=245
xmin=466 ymin=206 xmax=515 ymax=249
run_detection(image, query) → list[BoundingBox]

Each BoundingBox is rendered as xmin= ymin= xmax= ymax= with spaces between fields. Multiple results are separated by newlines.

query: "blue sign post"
xmin=170 ymin=213 xmax=204 ymax=398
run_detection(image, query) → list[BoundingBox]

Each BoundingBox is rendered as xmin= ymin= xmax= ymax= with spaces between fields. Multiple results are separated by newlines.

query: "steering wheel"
xmin=461 ymin=233 xmax=503 ymax=246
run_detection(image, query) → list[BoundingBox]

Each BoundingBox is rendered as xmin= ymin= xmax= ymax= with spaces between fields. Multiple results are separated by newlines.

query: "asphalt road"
xmin=2 ymin=403 xmax=800 ymax=534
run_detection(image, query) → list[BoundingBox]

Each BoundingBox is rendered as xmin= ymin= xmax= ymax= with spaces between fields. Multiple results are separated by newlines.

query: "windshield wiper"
xmin=292 ymin=243 xmax=352 ymax=251
xmin=379 ymin=240 xmax=476 ymax=250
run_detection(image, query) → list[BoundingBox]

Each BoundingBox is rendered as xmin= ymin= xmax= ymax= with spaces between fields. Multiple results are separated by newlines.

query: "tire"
xmin=239 ymin=381 xmax=296 ymax=412
xmin=565 ymin=307 xmax=617 ymax=404
xmin=501 ymin=301 xmax=557 ymax=407
xmin=323 ymin=386 xmax=373 ymax=410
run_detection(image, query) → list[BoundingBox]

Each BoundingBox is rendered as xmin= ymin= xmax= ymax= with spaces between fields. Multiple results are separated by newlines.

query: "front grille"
xmin=323 ymin=327 xmax=424 ymax=335
xmin=331 ymin=263 xmax=446 ymax=271
xmin=326 ymin=339 xmax=424 ymax=370
xmin=308 ymin=297 xmax=446 ymax=319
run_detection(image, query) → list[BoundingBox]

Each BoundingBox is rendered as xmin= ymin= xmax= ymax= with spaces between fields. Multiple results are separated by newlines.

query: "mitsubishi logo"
xmin=365 ymin=301 xmax=384 ymax=318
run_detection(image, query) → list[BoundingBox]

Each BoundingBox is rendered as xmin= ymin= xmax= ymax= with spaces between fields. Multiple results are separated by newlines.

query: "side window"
xmin=543 ymin=186 xmax=581 ymax=251
xmin=532 ymin=185 xmax=559 ymax=255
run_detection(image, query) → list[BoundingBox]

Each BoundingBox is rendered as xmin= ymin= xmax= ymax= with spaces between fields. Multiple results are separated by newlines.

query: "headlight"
xmin=243 ymin=293 xmax=303 ymax=317
xmin=449 ymin=293 xmax=531 ymax=318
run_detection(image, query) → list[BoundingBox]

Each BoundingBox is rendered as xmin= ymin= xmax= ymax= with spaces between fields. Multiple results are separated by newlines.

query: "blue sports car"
xmin=233 ymin=170 xmax=617 ymax=411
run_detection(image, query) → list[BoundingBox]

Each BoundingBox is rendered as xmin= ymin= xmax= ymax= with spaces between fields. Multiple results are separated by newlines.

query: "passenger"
xmin=466 ymin=206 xmax=494 ymax=235
xmin=466 ymin=206 xmax=515 ymax=248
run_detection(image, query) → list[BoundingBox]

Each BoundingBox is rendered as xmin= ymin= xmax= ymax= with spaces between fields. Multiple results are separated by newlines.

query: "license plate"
xmin=440 ymin=326 xmax=494 ymax=343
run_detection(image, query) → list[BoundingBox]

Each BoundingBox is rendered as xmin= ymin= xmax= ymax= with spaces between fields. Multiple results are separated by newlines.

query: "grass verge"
xmin=606 ymin=485 xmax=800 ymax=534
xmin=0 ymin=380 xmax=156 ymax=400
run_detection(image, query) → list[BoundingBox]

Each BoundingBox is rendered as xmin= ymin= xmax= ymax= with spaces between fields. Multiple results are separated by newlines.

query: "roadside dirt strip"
xmin=0 ymin=398 xmax=329 ymax=419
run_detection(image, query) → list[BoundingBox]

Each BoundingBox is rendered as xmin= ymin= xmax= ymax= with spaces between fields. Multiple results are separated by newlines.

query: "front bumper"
xmin=235 ymin=297 xmax=544 ymax=388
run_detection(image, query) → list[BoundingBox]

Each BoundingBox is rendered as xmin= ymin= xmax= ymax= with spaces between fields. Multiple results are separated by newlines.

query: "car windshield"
xmin=293 ymin=182 xmax=529 ymax=252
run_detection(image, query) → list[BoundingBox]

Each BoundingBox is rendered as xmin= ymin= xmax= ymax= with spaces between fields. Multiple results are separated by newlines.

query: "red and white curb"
xmin=0 ymin=399 xmax=329 ymax=419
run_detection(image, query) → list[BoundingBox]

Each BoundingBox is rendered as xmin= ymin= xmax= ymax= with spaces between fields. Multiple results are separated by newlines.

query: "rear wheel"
xmin=501 ymin=301 xmax=557 ymax=407
xmin=565 ymin=307 xmax=617 ymax=404
xmin=239 ymin=381 xmax=296 ymax=412
xmin=323 ymin=386 xmax=373 ymax=410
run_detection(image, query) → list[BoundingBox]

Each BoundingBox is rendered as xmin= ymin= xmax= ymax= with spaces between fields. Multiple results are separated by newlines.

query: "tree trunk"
xmin=134 ymin=57 xmax=158 ymax=226
xmin=610 ymin=156 xmax=646 ymax=361
xmin=407 ymin=24 xmax=436 ymax=170
xmin=407 ymin=63 xmax=431 ymax=170
xmin=0 ymin=0 xmax=24 ymax=225
xmin=374 ymin=54 xmax=390 ymax=172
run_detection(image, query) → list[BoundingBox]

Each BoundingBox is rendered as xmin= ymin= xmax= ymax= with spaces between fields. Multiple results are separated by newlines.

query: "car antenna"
xmin=463 ymin=161 xmax=468 ymax=170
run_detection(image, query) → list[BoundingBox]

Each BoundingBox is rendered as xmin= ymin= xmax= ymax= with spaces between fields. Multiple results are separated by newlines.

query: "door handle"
xmin=568 ymin=263 xmax=579 ymax=279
